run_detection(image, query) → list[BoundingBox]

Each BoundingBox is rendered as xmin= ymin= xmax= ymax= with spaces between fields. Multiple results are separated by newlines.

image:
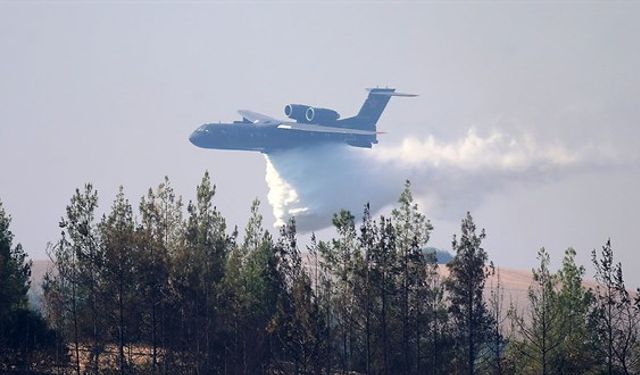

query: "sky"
xmin=1 ymin=2 xmax=639 ymax=284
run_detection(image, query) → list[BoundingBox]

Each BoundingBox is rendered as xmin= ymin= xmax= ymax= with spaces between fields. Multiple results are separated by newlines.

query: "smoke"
xmin=264 ymin=128 xmax=620 ymax=232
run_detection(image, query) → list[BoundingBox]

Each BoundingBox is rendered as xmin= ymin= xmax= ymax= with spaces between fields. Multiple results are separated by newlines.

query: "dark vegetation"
xmin=1 ymin=173 xmax=640 ymax=374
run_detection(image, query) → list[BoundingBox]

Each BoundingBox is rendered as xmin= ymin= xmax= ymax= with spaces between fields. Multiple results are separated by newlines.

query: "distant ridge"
xmin=424 ymin=247 xmax=454 ymax=264
xmin=29 ymin=257 xmax=600 ymax=315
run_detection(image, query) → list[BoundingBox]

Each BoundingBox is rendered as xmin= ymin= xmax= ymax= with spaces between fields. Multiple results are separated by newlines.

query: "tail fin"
xmin=338 ymin=88 xmax=417 ymax=131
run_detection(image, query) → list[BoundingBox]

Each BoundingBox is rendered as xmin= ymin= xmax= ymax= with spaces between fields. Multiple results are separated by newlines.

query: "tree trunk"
xmin=416 ymin=292 xmax=421 ymax=375
xmin=72 ymin=278 xmax=81 ymax=375
xmin=151 ymin=293 xmax=158 ymax=375
xmin=365 ymin=255 xmax=371 ymax=375
xmin=403 ymin=248 xmax=409 ymax=375
xmin=382 ymin=270 xmax=388 ymax=375
xmin=468 ymin=288 xmax=474 ymax=375
xmin=118 ymin=276 xmax=125 ymax=375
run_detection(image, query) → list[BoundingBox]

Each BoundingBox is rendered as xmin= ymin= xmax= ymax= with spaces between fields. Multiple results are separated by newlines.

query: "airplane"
xmin=189 ymin=88 xmax=417 ymax=153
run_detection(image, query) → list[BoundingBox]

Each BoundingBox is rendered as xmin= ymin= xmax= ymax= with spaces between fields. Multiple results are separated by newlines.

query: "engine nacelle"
xmin=284 ymin=104 xmax=310 ymax=122
xmin=305 ymin=107 xmax=340 ymax=123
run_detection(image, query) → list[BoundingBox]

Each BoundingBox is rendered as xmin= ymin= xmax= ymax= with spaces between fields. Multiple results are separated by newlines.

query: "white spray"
xmin=264 ymin=128 xmax=613 ymax=232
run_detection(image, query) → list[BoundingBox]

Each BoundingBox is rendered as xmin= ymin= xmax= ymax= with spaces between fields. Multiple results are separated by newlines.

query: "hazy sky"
xmin=1 ymin=2 xmax=639 ymax=283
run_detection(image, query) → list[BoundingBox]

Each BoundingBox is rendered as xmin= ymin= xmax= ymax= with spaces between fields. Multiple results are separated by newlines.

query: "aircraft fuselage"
xmin=189 ymin=122 xmax=376 ymax=154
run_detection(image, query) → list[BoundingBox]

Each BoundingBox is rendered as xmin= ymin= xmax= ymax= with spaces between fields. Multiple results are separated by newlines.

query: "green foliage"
xmin=44 ymin=183 xmax=103 ymax=373
xmin=0 ymin=200 xmax=31 ymax=319
xmin=0 ymin=199 xmax=62 ymax=371
xmin=392 ymin=180 xmax=435 ymax=375
xmin=555 ymin=248 xmax=596 ymax=373
xmin=508 ymin=248 xmax=565 ymax=374
xmin=99 ymin=186 xmax=139 ymax=374
xmin=220 ymin=198 xmax=280 ymax=373
xmin=17 ymin=175 xmax=639 ymax=374
xmin=446 ymin=212 xmax=494 ymax=375
xmin=590 ymin=240 xmax=640 ymax=374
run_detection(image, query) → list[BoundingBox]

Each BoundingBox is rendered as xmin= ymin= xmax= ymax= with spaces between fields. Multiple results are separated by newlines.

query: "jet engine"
xmin=305 ymin=107 xmax=340 ymax=123
xmin=284 ymin=104 xmax=310 ymax=122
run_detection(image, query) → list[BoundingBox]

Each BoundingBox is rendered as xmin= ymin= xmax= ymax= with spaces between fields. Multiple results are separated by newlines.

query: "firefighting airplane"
xmin=189 ymin=88 xmax=416 ymax=153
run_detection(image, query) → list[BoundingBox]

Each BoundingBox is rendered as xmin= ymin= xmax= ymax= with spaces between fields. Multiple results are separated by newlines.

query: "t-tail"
xmin=337 ymin=88 xmax=418 ymax=132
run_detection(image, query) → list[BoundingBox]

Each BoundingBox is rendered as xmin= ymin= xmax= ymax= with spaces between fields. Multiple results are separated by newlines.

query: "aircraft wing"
xmin=277 ymin=122 xmax=377 ymax=136
xmin=237 ymin=110 xmax=282 ymax=125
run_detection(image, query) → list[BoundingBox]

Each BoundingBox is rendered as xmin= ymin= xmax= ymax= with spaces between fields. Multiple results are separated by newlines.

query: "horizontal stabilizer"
xmin=368 ymin=90 xmax=418 ymax=97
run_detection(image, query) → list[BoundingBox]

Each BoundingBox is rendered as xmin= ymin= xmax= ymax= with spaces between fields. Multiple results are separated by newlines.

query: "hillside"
xmin=28 ymin=259 xmax=543 ymax=311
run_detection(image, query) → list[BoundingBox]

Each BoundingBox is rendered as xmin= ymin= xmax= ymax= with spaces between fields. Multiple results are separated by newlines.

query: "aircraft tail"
xmin=339 ymin=88 xmax=417 ymax=131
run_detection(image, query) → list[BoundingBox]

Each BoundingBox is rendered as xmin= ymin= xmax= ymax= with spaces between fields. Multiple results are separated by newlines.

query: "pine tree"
xmin=308 ymin=234 xmax=333 ymax=375
xmin=0 ymin=199 xmax=58 ymax=370
xmin=358 ymin=204 xmax=377 ymax=375
xmin=65 ymin=184 xmax=103 ymax=372
xmin=446 ymin=212 xmax=494 ymax=375
xmin=370 ymin=216 xmax=397 ymax=374
xmin=508 ymin=248 xmax=564 ymax=374
xmin=45 ymin=222 xmax=81 ymax=374
xmin=0 ymin=200 xmax=31 ymax=325
xmin=321 ymin=209 xmax=359 ymax=371
xmin=391 ymin=180 xmax=433 ymax=375
xmin=591 ymin=239 xmax=640 ymax=374
xmin=138 ymin=176 xmax=183 ymax=373
xmin=555 ymin=247 xmax=596 ymax=373
xmin=43 ymin=184 xmax=102 ymax=373
xmin=241 ymin=200 xmax=280 ymax=373
xmin=220 ymin=235 xmax=245 ymax=373
xmin=304 ymin=234 xmax=330 ymax=375
xmin=272 ymin=218 xmax=319 ymax=374
xmin=423 ymin=263 xmax=450 ymax=375
xmin=177 ymin=171 xmax=228 ymax=372
xmin=220 ymin=198 xmax=280 ymax=373
xmin=99 ymin=187 xmax=137 ymax=375
xmin=486 ymin=269 xmax=508 ymax=375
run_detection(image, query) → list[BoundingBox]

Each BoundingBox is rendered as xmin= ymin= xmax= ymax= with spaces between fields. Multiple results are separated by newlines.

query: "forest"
xmin=1 ymin=172 xmax=639 ymax=374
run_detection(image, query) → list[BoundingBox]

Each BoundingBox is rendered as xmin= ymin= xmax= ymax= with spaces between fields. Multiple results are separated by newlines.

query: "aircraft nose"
xmin=189 ymin=130 xmax=201 ymax=146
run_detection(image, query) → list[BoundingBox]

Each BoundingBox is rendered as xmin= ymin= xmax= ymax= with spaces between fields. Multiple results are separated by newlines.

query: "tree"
xmin=219 ymin=198 xmax=281 ymax=374
xmin=486 ymin=269 xmax=508 ymax=375
xmin=308 ymin=235 xmax=333 ymax=375
xmin=44 ymin=184 xmax=102 ymax=373
xmin=68 ymin=184 xmax=104 ymax=372
xmin=508 ymin=248 xmax=564 ymax=374
xmin=358 ymin=203 xmax=377 ymax=375
xmin=555 ymin=247 xmax=596 ymax=373
xmin=240 ymin=199 xmax=281 ymax=373
xmin=174 ymin=171 xmax=228 ymax=372
xmin=44 ymin=221 xmax=81 ymax=374
xmin=446 ymin=212 xmax=494 ymax=375
xmin=1 ymin=199 xmax=61 ymax=371
xmin=0 ymin=200 xmax=31 ymax=326
xmin=591 ymin=239 xmax=640 ymax=375
xmin=138 ymin=176 xmax=184 ymax=373
xmin=271 ymin=218 xmax=320 ymax=374
xmin=423 ymin=267 xmax=452 ymax=375
xmin=370 ymin=216 xmax=397 ymax=374
xmin=391 ymin=180 xmax=433 ymax=375
xmin=32 ymin=176 xmax=640 ymax=374
xmin=320 ymin=209 xmax=359 ymax=371
xmin=99 ymin=187 xmax=137 ymax=375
